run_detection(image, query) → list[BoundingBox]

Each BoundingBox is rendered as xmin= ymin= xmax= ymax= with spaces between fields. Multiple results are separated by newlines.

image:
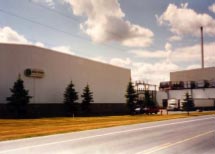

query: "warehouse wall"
xmin=0 ymin=43 xmax=130 ymax=105
xmin=170 ymin=67 xmax=215 ymax=82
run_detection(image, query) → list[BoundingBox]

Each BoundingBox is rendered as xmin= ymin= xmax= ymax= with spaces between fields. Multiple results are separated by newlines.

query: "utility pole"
xmin=200 ymin=26 xmax=204 ymax=69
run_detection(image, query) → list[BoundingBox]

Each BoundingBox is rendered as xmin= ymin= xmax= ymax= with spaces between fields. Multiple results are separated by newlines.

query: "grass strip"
xmin=0 ymin=111 xmax=214 ymax=141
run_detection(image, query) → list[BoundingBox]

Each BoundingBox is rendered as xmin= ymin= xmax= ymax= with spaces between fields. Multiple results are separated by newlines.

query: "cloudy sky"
xmin=1 ymin=0 xmax=215 ymax=85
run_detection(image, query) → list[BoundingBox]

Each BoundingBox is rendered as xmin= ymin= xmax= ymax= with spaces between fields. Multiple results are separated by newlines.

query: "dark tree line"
xmin=64 ymin=82 xmax=94 ymax=116
xmin=183 ymin=92 xmax=195 ymax=115
xmin=6 ymin=75 xmax=32 ymax=118
xmin=125 ymin=81 xmax=137 ymax=114
xmin=7 ymin=75 xmax=94 ymax=118
xmin=7 ymin=76 xmax=158 ymax=117
xmin=63 ymin=81 xmax=79 ymax=117
xmin=125 ymin=81 xmax=157 ymax=114
xmin=81 ymin=84 xmax=94 ymax=114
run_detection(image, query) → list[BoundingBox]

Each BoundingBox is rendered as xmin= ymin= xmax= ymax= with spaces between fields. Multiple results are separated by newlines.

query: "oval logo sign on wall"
xmin=24 ymin=68 xmax=45 ymax=78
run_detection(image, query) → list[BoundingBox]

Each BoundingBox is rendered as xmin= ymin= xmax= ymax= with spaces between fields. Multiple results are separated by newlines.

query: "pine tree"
xmin=125 ymin=81 xmax=137 ymax=114
xmin=144 ymin=90 xmax=156 ymax=108
xmin=182 ymin=92 xmax=195 ymax=115
xmin=81 ymin=84 xmax=94 ymax=113
xmin=64 ymin=81 xmax=79 ymax=116
xmin=6 ymin=74 xmax=32 ymax=117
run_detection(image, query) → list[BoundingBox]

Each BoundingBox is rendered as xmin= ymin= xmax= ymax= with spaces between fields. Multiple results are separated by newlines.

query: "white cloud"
xmin=65 ymin=0 xmax=154 ymax=47
xmin=130 ymin=39 xmax=215 ymax=68
xmin=172 ymin=42 xmax=215 ymax=66
xmin=92 ymin=54 xmax=215 ymax=85
xmin=128 ymin=40 xmax=215 ymax=84
xmin=131 ymin=49 xmax=167 ymax=59
xmin=91 ymin=57 xmax=132 ymax=68
xmin=35 ymin=42 xmax=45 ymax=47
xmin=51 ymin=46 xmax=75 ymax=55
xmin=158 ymin=3 xmax=215 ymax=37
xmin=168 ymin=35 xmax=182 ymax=42
xmin=165 ymin=42 xmax=172 ymax=51
xmin=186 ymin=64 xmax=201 ymax=70
xmin=110 ymin=58 xmax=131 ymax=68
xmin=32 ymin=0 xmax=55 ymax=8
xmin=90 ymin=56 xmax=180 ymax=85
xmin=91 ymin=56 xmax=107 ymax=63
xmin=131 ymin=61 xmax=180 ymax=85
xmin=130 ymin=42 xmax=172 ymax=60
xmin=0 ymin=26 xmax=75 ymax=55
xmin=0 ymin=27 xmax=29 ymax=44
xmin=0 ymin=26 xmax=45 ymax=48
xmin=209 ymin=3 xmax=215 ymax=13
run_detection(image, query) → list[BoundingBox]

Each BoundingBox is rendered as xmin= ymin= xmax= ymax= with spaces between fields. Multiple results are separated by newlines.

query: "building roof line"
xmin=0 ymin=43 xmax=131 ymax=71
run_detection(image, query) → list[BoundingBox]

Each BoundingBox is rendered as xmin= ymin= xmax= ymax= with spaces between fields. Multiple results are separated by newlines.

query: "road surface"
xmin=0 ymin=115 xmax=215 ymax=154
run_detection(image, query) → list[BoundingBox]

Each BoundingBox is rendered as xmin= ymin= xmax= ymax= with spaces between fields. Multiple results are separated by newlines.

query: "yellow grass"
xmin=0 ymin=111 xmax=214 ymax=141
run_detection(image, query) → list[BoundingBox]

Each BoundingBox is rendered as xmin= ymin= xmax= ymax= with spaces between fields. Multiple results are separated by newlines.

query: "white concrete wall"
xmin=194 ymin=99 xmax=214 ymax=107
xmin=168 ymin=89 xmax=215 ymax=100
xmin=193 ymin=89 xmax=208 ymax=98
xmin=0 ymin=43 xmax=131 ymax=104
xmin=158 ymin=89 xmax=215 ymax=108
xmin=192 ymin=89 xmax=215 ymax=99
xmin=156 ymin=91 xmax=167 ymax=107
xmin=169 ymin=90 xmax=191 ymax=99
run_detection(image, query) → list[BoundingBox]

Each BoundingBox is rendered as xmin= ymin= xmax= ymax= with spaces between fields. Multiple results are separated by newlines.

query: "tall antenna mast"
xmin=200 ymin=26 xmax=204 ymax=69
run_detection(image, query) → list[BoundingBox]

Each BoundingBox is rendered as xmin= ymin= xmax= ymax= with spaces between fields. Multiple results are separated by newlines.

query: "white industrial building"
xmin=157 ymin=27 xmax=215 ymax=110
xmin=157 ymin=68 xmax=215 ymax=109
xmin=0 ymin=43 xmax=131 ymax=115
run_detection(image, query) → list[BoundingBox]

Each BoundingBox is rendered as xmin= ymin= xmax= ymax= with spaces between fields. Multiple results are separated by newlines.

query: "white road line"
xmin=136 ymin=143 xmax=171 ymax=154
xmin=0 ymin=116 xmax=214 ymax=153
xmin=137 ymin=130 xmax=215 ymax=154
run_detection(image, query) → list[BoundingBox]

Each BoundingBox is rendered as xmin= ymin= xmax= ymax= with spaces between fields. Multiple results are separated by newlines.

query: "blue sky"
xmin=0 ymin=0 xmax=215 ymax=85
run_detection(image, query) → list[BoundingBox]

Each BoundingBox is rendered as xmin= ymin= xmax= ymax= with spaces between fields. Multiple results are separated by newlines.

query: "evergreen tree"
xmin=182 ymin=92 xmax=195 ymax=115
xmin=144 ymin=90 xmax=157 ymax=108
xmin=6 ymin=74 xmax=32 ymax=117
xmin=64 ymin=81 xmax=79 ymax=116
xmin=81 ymin=84 xmax=94 ymax=113
xmin=125 ymin=81 xmax=137 ymax=114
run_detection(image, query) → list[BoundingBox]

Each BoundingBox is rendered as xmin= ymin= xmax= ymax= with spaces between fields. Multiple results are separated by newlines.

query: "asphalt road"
xmin=0 ymin=115 xmax=215 ymax=154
